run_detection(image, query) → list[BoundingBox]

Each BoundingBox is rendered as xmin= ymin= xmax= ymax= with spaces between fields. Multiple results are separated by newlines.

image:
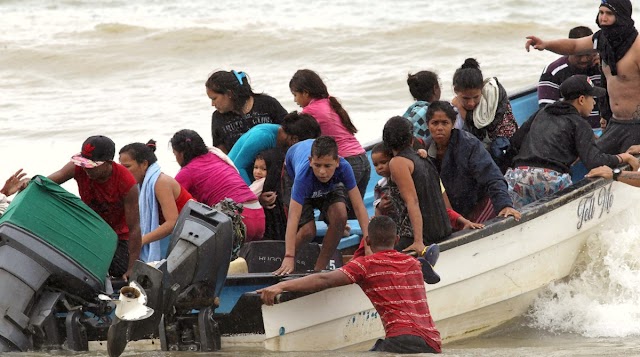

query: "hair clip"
xmin=232 ymin=70 xmax=246 ymax=85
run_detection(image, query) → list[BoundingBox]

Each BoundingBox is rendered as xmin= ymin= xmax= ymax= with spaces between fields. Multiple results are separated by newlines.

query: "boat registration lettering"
xmin=576 ymin=183 xmax=613 ymax=229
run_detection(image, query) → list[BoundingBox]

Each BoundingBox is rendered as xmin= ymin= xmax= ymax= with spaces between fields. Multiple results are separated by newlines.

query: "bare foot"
xmin=342 ymin=224 xmax=351 ymax=237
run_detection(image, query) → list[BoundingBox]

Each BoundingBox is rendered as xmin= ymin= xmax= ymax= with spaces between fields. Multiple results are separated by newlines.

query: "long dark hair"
xmin=119 ymin=139 xmax=158 ymax=165
xmin=289 ymin=69 xmax=358 ymax=134
xmin=205 ymin=70 xmax=255 ymax=114
xmin=170 ymin=130 xmax=209 ymax=167
xmin=452 ymin=58 xmax=483 ymax=92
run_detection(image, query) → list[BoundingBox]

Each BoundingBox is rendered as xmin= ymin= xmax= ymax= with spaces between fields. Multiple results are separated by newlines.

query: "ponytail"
xmin=119 ymin=139 xmax=158 ymax=165
xmin=328 ymin=96 xmax=357 ymax=134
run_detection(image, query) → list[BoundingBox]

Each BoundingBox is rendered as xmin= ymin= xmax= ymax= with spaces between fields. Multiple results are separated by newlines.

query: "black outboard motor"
xmin=108 ymin=200 xmax=233 ymax=356
xmin=160 ymin=200 xmax=232 ymax=351
xmin=0 ymin=176 xmax=118 ymax=352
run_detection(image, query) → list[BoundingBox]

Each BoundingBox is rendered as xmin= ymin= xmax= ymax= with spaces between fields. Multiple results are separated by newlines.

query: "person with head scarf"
xmin=525 ymin=0 xmax=640 ymax=155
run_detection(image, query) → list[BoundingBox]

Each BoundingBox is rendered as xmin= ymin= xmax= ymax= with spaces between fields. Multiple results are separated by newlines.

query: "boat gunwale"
xmin=356 ymin=84 xmax=619 ymax=253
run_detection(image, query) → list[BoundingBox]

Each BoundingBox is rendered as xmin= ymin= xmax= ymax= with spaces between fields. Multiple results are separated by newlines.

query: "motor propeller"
xmin=99 ymin=281 xmax=155 ymax=357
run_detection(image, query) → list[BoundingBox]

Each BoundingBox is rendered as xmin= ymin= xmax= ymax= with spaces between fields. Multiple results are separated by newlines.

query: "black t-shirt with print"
xmin=211 ymin=94 xmax=287 ymax=152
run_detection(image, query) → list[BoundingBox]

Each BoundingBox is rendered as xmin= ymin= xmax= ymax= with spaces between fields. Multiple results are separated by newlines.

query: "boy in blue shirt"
xmin=274 ymin=136 xmax=369 ymax=275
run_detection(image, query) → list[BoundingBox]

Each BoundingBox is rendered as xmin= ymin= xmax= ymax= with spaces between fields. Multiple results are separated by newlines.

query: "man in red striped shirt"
xmin=258 ymin=215 xmax=441 ymax=354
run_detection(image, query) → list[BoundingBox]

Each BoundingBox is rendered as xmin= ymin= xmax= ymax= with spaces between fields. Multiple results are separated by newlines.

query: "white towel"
xmin=473 ymin=77 xmax=500 ymax=129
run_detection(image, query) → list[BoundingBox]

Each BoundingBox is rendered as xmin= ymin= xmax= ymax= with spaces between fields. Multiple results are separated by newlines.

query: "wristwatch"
xmin=612 ymin=168 xmax=622 ymax=181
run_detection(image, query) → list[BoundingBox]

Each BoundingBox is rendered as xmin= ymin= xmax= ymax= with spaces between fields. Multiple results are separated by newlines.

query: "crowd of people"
xmin=2 ymin=0 xmax=640 ymax=353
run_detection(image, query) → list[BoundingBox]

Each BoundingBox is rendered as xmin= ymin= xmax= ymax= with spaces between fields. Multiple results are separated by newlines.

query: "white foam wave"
xmin=529 ymin=221 xmax=640 ymax=337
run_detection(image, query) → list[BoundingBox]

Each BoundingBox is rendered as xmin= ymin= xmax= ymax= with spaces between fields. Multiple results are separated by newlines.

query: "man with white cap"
xmin=48 ymin=135 xmax=141 ymax=280
xmin=505 ymin=75 xmax=639 ymax=208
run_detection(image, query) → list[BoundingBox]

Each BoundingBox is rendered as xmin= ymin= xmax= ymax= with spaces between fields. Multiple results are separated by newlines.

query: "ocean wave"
xmin=93 ymin=22 xmax=150 ymax=35
xmin=528 ymin=218 xmax=640 ymax=337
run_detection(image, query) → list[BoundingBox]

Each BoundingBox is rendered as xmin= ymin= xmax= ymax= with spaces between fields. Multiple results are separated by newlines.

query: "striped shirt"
xmin=339 ymin=250 xmax=441 ymax=353
xmin=537 ymin=56 xmax=602 ymax=128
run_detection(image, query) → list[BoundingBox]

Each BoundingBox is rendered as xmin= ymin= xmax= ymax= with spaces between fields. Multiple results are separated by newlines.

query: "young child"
xmin=371 ymin=143 xmax=395 ymax=218
xmin=274 ymin=136 xmax=369 ymax=275
xmin=258 ymin=216 xmax=442 ymax=354
xmin=289 ymin=69 xmax=371 ymax=219
xmin=249 ymin=153 xmax=267 ymax=196
xmin=251 ymin=149 xmax=287 ymax=240
xmin=371 ymin=143 xmax=482 ymax=236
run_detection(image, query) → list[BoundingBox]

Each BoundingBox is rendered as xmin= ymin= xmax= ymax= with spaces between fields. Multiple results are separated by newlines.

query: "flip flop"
xmin=418 ymin=257 xmax=441 ymax=284
xmin=424 ymin=244 xmax=439 ymax=267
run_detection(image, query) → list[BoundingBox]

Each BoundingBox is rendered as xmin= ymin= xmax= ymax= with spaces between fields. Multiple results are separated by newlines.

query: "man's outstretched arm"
xmin=525 ymin=35 xmax=594 ymax=55
xmin=258 ymin=269 xmax=352 ymax=305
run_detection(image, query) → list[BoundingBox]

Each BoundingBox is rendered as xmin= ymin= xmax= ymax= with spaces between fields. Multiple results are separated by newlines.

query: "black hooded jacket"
xmin=514 ymin=101 xmax=619 ymax=173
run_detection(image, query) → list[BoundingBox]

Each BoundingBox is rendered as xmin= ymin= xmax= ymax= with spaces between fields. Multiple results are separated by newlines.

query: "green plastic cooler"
xmin=0 ymin=175 xmax=117 ymax=283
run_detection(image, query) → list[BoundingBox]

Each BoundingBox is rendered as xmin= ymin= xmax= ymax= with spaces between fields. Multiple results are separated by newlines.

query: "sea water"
xmin=2 ymin=0 xmax=640 ymax=355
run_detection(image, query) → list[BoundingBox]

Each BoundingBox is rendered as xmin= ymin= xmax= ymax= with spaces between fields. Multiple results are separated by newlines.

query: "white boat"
xmin=216 ymin=85 xmax=638 ymax=351
xmin=1 ymin=86 xmax=636 ymax=354
xmin=257 ymin=178 xmax=633 ymax=351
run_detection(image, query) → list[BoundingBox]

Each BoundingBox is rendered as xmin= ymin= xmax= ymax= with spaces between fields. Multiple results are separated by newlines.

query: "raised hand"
xmin=525 ymin=35 xmax=546 ymax=52
xmin=1 ymin=169 xmax=28 ymax=196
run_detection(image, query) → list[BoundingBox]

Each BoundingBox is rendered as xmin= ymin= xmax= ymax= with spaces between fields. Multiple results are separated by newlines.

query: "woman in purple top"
xmin=170 ymin=129 xmax=265 ymax=242
xmin=289 ymin=69 xmax=371 ymax=219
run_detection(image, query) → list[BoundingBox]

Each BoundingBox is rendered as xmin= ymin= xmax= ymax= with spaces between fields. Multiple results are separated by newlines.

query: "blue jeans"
xmin=344 ymin=153 xmax=371 ymax=219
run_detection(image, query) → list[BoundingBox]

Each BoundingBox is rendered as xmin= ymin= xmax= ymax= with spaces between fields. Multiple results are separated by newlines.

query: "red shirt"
xmin=159 ymin=184 xmax=193 ymax=224
xmin=75 ymin=162 xmax=137 ymax=241
xmin=339 ymin=250 xmax=441 ymax=352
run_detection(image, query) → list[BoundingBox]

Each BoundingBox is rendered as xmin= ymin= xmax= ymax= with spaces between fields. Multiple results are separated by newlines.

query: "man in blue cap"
xmin=526 ymin=0 xmax=640 ymax=155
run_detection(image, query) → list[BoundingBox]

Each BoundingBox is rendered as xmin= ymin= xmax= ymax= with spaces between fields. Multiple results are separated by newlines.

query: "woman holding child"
xmin=170 ymin=129 xmax=265 ymax=242
xmin=118 ymin=140 xmax=193 ymax=262
xmin=382 ymin=116 xmax=452 ymax=253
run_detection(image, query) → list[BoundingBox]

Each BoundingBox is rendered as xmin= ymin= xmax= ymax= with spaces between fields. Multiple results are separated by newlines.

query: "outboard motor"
xmin=160 ymin=200 xmax=232 ymax=352
xmin=107 ymin=200 xmax=233 ymax=356
xmin=0 ymin=176 xmax=117 ymax=352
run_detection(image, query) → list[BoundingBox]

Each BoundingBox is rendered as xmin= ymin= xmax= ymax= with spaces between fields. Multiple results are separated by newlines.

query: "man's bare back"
xmin=601 ymin=36 xmax=640 ymax=119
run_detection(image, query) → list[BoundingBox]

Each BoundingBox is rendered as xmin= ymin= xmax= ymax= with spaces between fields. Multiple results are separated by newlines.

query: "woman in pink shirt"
xmin=289 ymin=69 xmax=371 ymax=219
xmin=170 ymin=129 xmax=265 ymax=242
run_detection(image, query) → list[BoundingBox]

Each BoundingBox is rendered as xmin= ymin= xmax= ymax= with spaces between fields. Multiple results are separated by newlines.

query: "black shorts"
xmin=370 ymin=334 xmax=439 ymax=354
xmin=597 ymin=118 xmax=640 ymax=154
xmin=109 ymin=240 xmax=129 ymax=277
xmin=298 ymin=183 xmax=348 ymax=228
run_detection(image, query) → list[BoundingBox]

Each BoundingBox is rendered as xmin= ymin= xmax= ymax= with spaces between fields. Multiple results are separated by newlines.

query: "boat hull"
xmin=257 ymin=180 xmax=636 ymax=351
